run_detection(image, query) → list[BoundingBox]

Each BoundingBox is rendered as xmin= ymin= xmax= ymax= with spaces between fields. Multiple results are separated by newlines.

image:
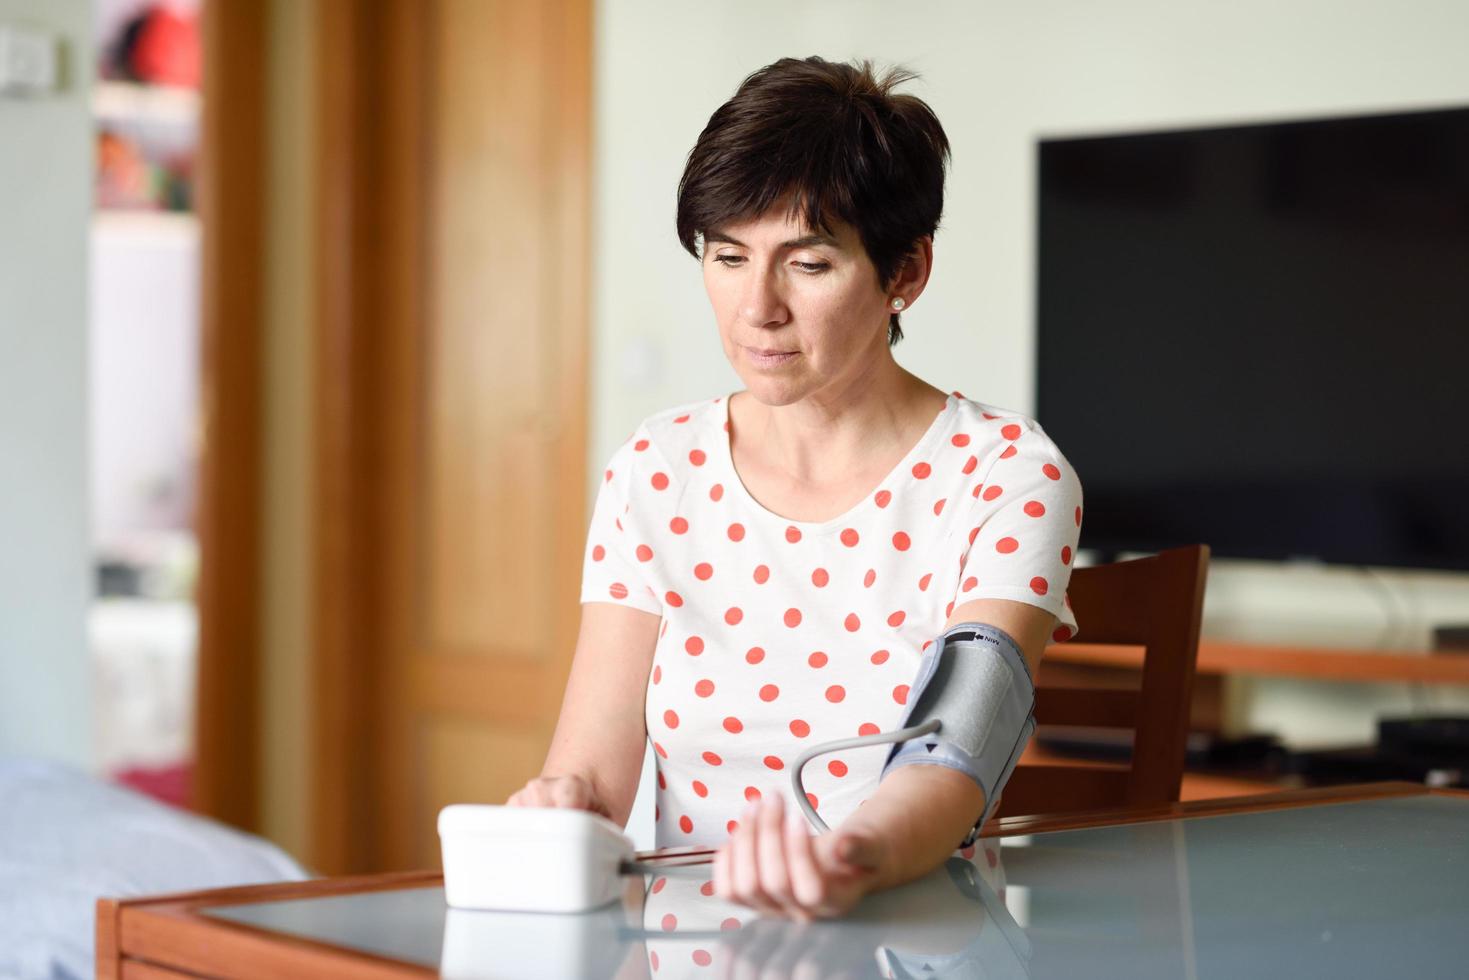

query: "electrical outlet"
xmin=0 ymin=24 xmax=58 ymax=96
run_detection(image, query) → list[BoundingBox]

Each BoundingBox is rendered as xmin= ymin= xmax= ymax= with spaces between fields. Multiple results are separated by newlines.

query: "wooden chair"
xmin=995 ymin=544 xmax=1211 ymax=819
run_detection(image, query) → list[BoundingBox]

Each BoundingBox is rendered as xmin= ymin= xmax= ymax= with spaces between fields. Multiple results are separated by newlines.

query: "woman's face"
xmin=701 ymin=206 xmax=894 ymax=408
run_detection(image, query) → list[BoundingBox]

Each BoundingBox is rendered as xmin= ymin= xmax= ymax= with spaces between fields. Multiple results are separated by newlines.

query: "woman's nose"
xmin=738 ymin=266 xmax=789 ymax=329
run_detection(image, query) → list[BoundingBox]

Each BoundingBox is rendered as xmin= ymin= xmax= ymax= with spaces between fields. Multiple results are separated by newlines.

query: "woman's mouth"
xmin=745 ymin=346 xmax=799 ymax=368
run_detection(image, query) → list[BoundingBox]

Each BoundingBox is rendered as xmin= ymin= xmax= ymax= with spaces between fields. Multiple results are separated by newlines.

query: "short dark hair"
xmin=676 ymin=56 xmax=951 ymax=346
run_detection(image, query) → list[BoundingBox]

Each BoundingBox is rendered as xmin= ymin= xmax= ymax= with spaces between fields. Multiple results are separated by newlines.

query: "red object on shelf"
xmin=128 ymin=6 xmax=201 ymax=89
xmin=113 ymin=760 xmax=193 ymax=809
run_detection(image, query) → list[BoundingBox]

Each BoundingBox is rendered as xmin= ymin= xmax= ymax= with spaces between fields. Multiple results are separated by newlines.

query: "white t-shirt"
xmin=581 ymin=392 xmax=1084 ymax=848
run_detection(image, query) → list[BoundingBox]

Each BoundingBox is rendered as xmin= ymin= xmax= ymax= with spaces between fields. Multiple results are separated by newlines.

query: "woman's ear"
xmin=888 ymin=236 xmax=934 ymax=305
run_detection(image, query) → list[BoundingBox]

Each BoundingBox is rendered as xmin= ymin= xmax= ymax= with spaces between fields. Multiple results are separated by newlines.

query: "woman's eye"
xmin=794 ymin=261 xmax=830 ymax=274
xmin=712 ymin=254 xmax=745 ymax=267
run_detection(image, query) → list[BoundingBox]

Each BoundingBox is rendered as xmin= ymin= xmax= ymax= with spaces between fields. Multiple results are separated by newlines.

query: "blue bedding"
xmin=0 ymin=757 xmax=308 ymax=980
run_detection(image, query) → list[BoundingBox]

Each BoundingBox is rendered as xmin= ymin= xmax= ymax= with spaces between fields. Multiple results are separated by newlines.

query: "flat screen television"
xmin=1036 ymin=106 xmax=1469 ymax=571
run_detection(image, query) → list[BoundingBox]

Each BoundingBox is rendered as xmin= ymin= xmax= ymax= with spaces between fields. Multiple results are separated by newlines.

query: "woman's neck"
xmin=736 ymin=360 xmax=946 ymax=488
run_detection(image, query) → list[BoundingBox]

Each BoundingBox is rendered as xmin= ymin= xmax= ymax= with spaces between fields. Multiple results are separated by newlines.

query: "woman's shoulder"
xmin=605 ymin=395 xmax=727 ymax=468
xmin=949 ymin=394 xmax=1075 ymax=467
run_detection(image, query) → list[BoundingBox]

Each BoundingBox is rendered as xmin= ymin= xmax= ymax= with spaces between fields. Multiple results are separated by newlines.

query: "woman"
xmin=508 ymin=56 xmax=1083 ymax=921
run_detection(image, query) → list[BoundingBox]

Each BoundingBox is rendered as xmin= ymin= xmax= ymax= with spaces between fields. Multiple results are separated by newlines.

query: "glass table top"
xmin=205 ymin=795 xmax=1469 ymax=978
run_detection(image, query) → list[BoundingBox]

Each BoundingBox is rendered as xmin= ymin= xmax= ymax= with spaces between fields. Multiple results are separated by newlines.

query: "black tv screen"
xmin=1036 ymin=106 xmax=1469 ymax=571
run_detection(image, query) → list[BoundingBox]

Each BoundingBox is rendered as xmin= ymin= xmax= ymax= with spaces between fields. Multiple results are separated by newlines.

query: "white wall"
xmin=591 ymin=0 xmax=1469 ymax=796
xmin=0 ymin=0 xmax=94 ymax=766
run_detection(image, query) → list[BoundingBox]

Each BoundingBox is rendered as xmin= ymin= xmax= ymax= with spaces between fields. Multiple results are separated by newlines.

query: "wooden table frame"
xmin=97 ymin=782 xmax=1467 ymax=979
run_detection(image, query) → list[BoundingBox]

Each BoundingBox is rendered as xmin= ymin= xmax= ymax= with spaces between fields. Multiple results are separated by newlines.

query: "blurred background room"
xmin=2 ymin=0 xmax=1468 ymax=902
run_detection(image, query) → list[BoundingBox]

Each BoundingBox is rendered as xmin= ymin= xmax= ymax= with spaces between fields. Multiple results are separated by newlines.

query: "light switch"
xmin=0 ymin=24 xmax=59 ymax=96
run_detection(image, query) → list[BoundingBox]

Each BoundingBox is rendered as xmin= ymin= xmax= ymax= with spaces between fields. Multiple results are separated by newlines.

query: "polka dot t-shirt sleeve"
xmin=580 ymin=424 xmax=664 ymax=616
xmin=953 ymin=417 xmax=1083 ymax=641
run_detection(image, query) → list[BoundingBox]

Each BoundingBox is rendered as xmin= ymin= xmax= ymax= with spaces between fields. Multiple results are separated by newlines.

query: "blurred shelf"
xmin=92 ymin=209 xmax=200 ymax=242
xmin=1046 ymin=640 xmax=1469 ymax=686
xmin=93 ymin=80 xmax=200 ymax=128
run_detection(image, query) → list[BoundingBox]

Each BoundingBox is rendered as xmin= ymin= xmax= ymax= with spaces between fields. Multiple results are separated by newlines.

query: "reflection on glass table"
xmin=199 ymin=793 xmax=1469 ymax=979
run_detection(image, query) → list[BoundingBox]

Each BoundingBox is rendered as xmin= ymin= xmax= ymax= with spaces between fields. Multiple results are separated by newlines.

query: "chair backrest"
xmin=995 ymin=544 xmax=1211 ymax=819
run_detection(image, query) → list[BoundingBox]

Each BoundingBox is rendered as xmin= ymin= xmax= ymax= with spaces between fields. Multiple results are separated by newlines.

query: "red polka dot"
xmin=679 ymin=815 xmax=693 ymax=834
xmin=811 ymin=567 xmax=829 ymax=587
xmin=609 ymin=583 xmax=628 ymax=600
xmin=674 ymin=415 xmax=690 ymax=424
xmin=764 ymin=755 xmax=784 ymax=770
xmin=727 ymin=523 xmax=745 ymax=542
xmin=826 ymin=685 xmax=846 ymax=703
xmin=1053 ymin=624 xmax=1074 ymax=642
xmin=962 ymin=455 xmax=978 ymax=475
xmin=952 ymin=433 xmax=971 ymax=447
xmin=1062 ymin=545 xmax=1073 ymax=564
xmin=1000 ymin=445 xmax=1018 ymax=459
xmin=760 ymin=684 xmax=780 ymax=702
xmin=725 ymin=606 xmax=743 ymax=625
xmin=864 ymin=568 xmax=876 ymax=588
xmin=694 ymin=562 xmax=713 ymax=580
xmin=664 ymin=709 xmax=679 ymax=728
xmin=1030 ymin=576 xmax=1049 ymax=596
xmin=834 ymin=611 xmax=858 ymax=634
xmin=692 ymin=950 xmax=712 ymax=967
xmin=702 ymin=750 xmax=722 ymax=765
xmin=875 ymin=490 xmax=892 ymax=508
xmin=745 ymin=646 xmax=765 ymax=664
xmin=946 ymin=601 xmax=955 ymax=617
xmin=806 ymin=792 xmax=819 ymax=810
xmin=912 ymin=461 xmax=932 ymax=480
xmin=634 ymin=439 xmax=650 ymax=452
xmin=710 ymin=483 xmax=724 ymax=501
xmin=636 ymin=544 xmax=654 ymax=562
xmin=858 ymin=722 xmax=880 ymax=736
xmin=654 ymin=742 xmax=667 ymax=758
xmin=1024 ymin=500 xmax=1046 ymax=518
xmin=1043 ymin=462 xmax=1061 ymax=480
xmin=652 ymin=876 xmax=668 ymax=893
xmin=894 ymin=684 xmax=910 ymax=705
xmin=870 ymin=649 xmax=890 ymax=665
xmin=670 ymin=516 xmax=689 ymax=534
xmin=892 ymin=531 xmax=911 ymax=551
xmin=688 ymin=449 xmax=706 ymax=466
xmin=918 ymin=573 xmax=932 ymax=591
xmin=744 ymin=786 xmax=762 ymax=801
xmin=592 ymin=544 xmax=605 ymax=561
xmin=723 ymin=716 xmax=743 ymax=733
xmin=1001 ymin=423 xmax=1022 ymax=440
xmin=933 ymin=498 xmax=947 ymax=515
xmin=996 ymin=537 xmax=1019 ymax=554
xmin=720 ymin=917 xmax=741 ymax=930
xmin=789 ymin=719 xmax=810 ymax=737
xmin=972 ymin=484 xmax=982 ymax=498
xmin=727 ymin=820 xmax=738 ymax=833
xmin=962 ymin=576 xmax=978 ymax=592
xmin=969 ymin=527 xmax=981 ymax=546
xmin=887 ymin=610 xmax=907 ymax=627
xmin=695 ymin=679 xmax=715 ymax=697
xmin=785 ymin=526 xmax=802 ymax=543
xmin=604 ymin=470 xmax=613 ymax=483
xmin=662 ymin=913 xmax=677 ymax=931
xmin=651 ymin=472 xmax=669 ymax=490
xmin=692 ymin=780 xmax=708 ymax=798
xmin=652 ymin=665 xmax=662 ymax=684
xmin=699 ymin=880 xmax=715 ymax=897
xmin=784 ymin=608 xmax=803 ymax=628
xmin=753 ymin=564 xmax=770 ymax=584
xmin=685 ymin=635 xmax=704 ymax=655
xmin=828 ymin=760 xmax=848 ymax=777
xmin=808 ymin=651 xmax=828 ymax=668
xmin=1075 ymin=505 xmax=1083 ymax=526
xmin=983 ymin=485 xmax=1003 ymax=501
xmin=840 ymin=528 xmax=860 ymax=547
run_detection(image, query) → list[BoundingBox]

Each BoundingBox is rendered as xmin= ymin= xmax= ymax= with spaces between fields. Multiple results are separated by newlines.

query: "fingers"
xmin=717 ymin=794 xmax=858 ymax=920
xmin=784 ymin=807 xmax=827 ymax=912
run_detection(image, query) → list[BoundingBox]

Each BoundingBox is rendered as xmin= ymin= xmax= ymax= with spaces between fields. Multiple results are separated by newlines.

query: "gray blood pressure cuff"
xmin=881 ymin=622 xmax=1036 ymax=843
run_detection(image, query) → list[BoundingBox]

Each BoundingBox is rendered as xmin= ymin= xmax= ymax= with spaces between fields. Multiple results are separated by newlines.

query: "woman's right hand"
xmin=505 ymin=773 xmax=613 ymax=819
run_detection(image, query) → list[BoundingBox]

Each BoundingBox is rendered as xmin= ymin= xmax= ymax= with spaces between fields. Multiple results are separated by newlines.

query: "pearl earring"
xmin=890 ymin=297 xmax=906 ymax=311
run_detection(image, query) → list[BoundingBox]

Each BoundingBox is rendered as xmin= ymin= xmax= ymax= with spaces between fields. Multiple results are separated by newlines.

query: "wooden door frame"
xmin=192 ymin=0 xmax=267 ymax=833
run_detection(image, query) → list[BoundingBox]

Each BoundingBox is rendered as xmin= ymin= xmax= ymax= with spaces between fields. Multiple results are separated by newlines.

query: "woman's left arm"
xmin=713 ymin=597 xmax=1055 ymax=919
